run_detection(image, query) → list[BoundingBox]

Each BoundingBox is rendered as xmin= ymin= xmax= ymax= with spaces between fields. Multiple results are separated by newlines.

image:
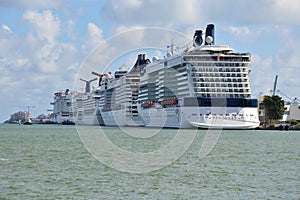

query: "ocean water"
xmin=0 ymin=124 xmax=299 ymax=199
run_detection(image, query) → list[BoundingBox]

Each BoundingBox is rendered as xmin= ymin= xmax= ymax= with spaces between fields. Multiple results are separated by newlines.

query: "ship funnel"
xmin=193 ymin=30 xmax=203 ymax=46
xmin=131 ymin=53 xmax=150 ymax=73
xmin=133 ymin=53 xmax=150 ymax=67
xmin=205 ymin=24 xmax=215 ymax=45
xmin=79 ymin=78 xmax=97 ymax=93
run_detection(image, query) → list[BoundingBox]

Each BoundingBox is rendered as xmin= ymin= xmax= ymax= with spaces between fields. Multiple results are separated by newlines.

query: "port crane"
xmin=272 ymin=75 xmax=278 ymax=96
xmin=267 ymin=75 xmax=298 ymax=102
xmin=13 ymin=105 xmax=36 ymax=113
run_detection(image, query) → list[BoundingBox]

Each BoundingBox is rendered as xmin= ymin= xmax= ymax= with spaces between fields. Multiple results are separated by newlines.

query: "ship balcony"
xmin=177 ymin=81 xmax=187 ymax=86
xmin=157 ymin=94 xmax=164 ymax=98
xmin=178 ymin=91 xmax=190 ymax=96
xmin=163 ymin=79 xmax=178 ymax=84
xmin=177 ymin=76 xmax=187 ymax=81
xmin=175 ymin=71 xmax=187 ymax=77
xmin=157 ymin=88 xmax=164 ymax=93
xmin=137 ymin=94 xmax=149 ymax=99
xmin=177 ymin=86 xmax=189 ymax=91
xmin=157 ymin=84 xmax=164 ymax=89
xmin=156 ymin=80 xmax=164 ymax=85
xmin=140 ymin=89 xmax=148 ymax=93
xmin=155 ymin=92 xmax=163 ymax=96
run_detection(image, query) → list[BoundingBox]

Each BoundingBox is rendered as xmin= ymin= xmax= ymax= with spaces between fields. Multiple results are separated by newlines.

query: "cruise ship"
xmin=137 ymin=24 xmax=259 ymax=129
xmin=97 ymin=57 xmax=148 ymax=126
xmin=72 ymin=78 xmax=104 ymax=125
xmin=50 ymin=89 xmax=74 ymax=124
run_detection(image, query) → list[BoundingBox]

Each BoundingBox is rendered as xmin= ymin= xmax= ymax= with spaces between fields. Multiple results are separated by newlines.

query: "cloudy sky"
xmin=0 ymin=0 xmax=299 ymax=122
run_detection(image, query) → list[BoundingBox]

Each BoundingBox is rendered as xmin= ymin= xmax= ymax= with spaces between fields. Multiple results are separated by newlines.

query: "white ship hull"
xmin=101 ymin=110 xmax=144 ymax=127
xmin=137 ymin=105 xmax=259 ymax=129
xmin=74 ymin=111 xmax=99 ymax=125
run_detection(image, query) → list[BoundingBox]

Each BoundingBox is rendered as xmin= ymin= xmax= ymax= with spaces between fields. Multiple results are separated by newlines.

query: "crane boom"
xmin=273 ymin=75 xmax=278 ymax=96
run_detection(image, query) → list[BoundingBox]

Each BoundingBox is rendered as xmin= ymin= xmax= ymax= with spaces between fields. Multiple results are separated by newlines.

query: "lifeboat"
xmin=141 ymin=100 xmax=156 ymax=108
xmin=161 ymin=98 xmax=178 ymax=106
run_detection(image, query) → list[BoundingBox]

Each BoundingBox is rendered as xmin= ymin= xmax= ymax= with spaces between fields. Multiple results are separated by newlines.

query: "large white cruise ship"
xmin=97 ymin=56 xmax=148 ymax=126
xmin=137 ymin=24 xmax=260 ymax=129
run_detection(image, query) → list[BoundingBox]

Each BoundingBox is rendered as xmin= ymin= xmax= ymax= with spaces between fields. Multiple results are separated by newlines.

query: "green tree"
xmin=263 ymin=95 xmax=285 ymax=125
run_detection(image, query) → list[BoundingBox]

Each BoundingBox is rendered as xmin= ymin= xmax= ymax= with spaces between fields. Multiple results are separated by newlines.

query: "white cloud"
xmin=126 ymin=0 xmax=143 ymax=8
xmin=81 ymin=22 xmax=105 ymax=52
xmin=272 ymin=0 xmax=300 ymax=24
xmin=1 ymin=24 xmax=12 ymax=32
xmin=0 ymin=9 xmax=83 ymax=121
xmin=225 ymin=26 xmax=261 ymax=42
xmin=0 ymin=0 xmax=62 ymax=9
xmin=250 ymin=27 xmax=300 ymax=99
xmin=67 ymin=20 xmax=76 ymax=40
xmin=87 ymin=22 xmax=104 ymax=46
xmin=250 ymin=54 xmax=275 ymax=96
xmin=227 ymin=26 xmax=251 ymax=35
xmin=102 ymin=0 xmax=202 ymax=28
xmin=23 ymin=10 xmax=60 ymax=43
xmin=102 ymin=0 xmax=300 ymax=27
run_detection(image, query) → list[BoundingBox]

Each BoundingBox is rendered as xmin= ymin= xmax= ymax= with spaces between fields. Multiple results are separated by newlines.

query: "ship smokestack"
xmin=79 ymin=78 xmax=97 ymax=93
xmin=205 ymin=24 xmax=215 ymax=45
xmin=193 ymin=30 xmax=203 ymax=46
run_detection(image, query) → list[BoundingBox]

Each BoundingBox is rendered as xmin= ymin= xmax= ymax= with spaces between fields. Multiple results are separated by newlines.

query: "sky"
xmin=0 ymin=0 xmax=300 ymax=122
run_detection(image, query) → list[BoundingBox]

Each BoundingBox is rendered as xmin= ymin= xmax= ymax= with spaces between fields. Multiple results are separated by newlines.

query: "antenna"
xmin=79 ymin=78 xmax=97 ymax=93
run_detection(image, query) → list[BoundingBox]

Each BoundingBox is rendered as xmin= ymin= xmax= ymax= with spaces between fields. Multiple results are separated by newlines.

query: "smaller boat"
xmin=61 ymin=120 xmax=75 ymax=125
xmin=23 ymin=118 xmax=32 ymax=125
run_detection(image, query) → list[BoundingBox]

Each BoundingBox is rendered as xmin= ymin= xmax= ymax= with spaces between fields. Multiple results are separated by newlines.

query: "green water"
xmin=0 ymin=124 xmax=299 ymax=199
